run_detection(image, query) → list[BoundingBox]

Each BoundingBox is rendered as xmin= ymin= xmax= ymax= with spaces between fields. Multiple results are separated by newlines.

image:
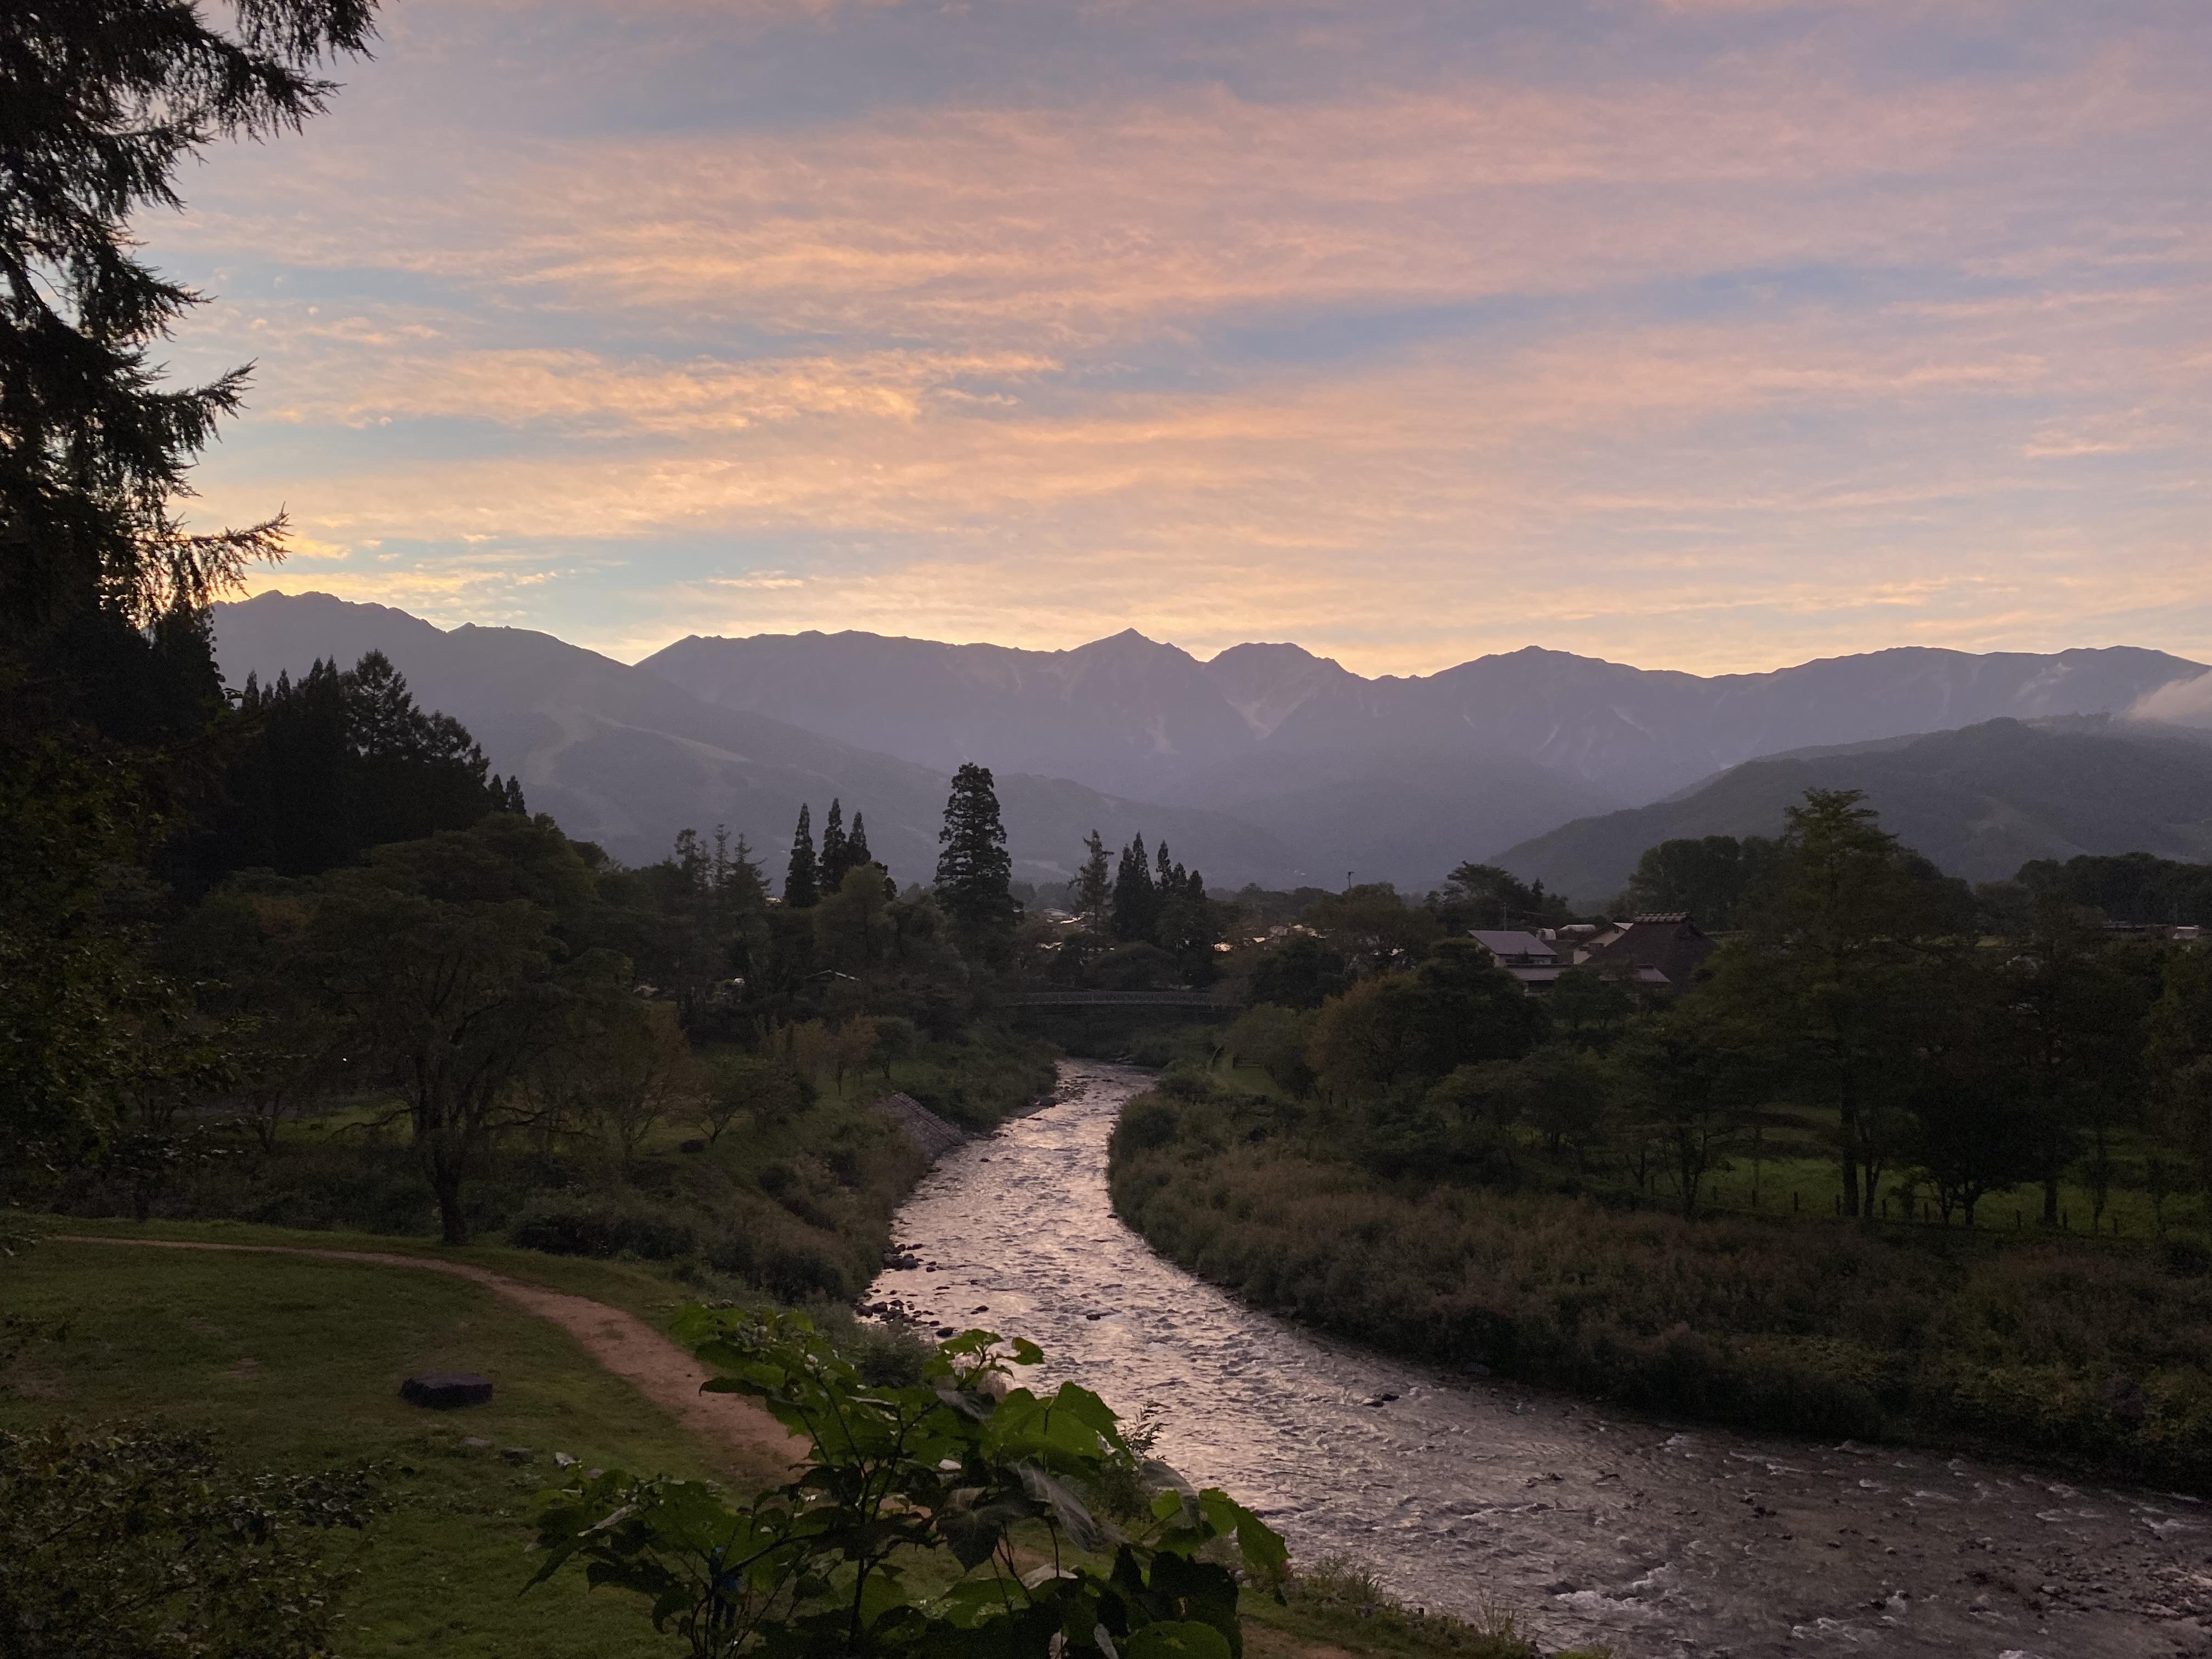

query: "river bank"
xmin=868 ymin=1059 xmax=2212 ymax=1658
xmin=1107 ymin=1075 xmax=2212 ymax=1493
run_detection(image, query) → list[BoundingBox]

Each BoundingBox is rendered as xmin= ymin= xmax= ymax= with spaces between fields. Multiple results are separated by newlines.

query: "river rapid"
xmin=866 ymin=1060 xmax=2212 ymax=1658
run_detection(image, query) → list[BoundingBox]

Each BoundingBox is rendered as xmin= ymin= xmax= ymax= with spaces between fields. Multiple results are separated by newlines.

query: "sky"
xmin=156 ymin=0 xmax=2212 ymax=676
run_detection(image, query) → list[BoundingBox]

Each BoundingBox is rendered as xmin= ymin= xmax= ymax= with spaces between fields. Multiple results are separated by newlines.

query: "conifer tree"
xmin=1076 ymin=831 xmax=1113 ymax=934
xmin=934 ymin=763 xmax=1017 ymax=948
xmin=1 ymin=0 xmax=379 ymax=640
xmin=198 ymin=648 xmax=500 ymax=881
xmin=785 ymin=804 xmax=819 ymax=909
xmin=845 ymin=811 xmax=896 ymax=898
xmin=1112 ymin=835 xmax=1154 ymax=942
xmin=819 ymin=799 xmax=849 ymax=891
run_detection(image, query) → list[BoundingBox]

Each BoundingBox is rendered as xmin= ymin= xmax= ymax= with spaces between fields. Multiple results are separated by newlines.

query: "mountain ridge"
xmin=210 ymin=594 xmax=1304 ymax=888
xmin=222 ymin=593 xmax=2212 ymax=893
xmin=645 ymin=627 xmax=2204 ymax=810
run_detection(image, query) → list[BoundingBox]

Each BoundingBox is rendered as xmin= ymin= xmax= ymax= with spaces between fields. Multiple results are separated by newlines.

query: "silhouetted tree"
xmin=1249 ymin=934 xmax=1348 ymax=1011
xmin=1111 ymin=836 xmax=1154 ymax=941
xmin=1434 ymin=862 xmax=1570 ymax=932
xmin=1 ymin=0 xmax=376 ymax=643
xmin=196 ymin=651 xmax=504 ymax=882
xmin=819 ymin=799 xmax=850 ymax=891
xmin=785 ymin=804 xmax=819 ymax=909
xmin=1076 ymin=831 xmax=1112 ymax=934
xmin=1621 ymin=836 xmax=1777 ymax=930
xmin=934 ymin=763 xmax=1017 ymax=955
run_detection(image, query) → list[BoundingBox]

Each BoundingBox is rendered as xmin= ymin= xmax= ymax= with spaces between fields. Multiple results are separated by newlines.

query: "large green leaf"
xmin=1017 ymin=1463 xmax=1112 ymax=1553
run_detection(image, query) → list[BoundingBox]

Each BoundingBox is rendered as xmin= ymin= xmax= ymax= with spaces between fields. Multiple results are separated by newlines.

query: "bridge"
xmin=997 ymin=989 xmax=1245 ymax=1010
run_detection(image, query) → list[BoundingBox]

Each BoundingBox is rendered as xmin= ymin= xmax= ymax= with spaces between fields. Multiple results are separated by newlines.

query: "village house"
xmin=1468 ymin=913 xmax=1717 ymax=995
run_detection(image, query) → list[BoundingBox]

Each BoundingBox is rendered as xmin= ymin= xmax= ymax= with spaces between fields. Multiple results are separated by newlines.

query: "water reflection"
xmin=868 ymin=1062 xmax=2210 ymax=1658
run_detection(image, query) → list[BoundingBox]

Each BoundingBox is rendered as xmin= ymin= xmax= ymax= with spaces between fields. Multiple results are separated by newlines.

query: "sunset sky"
xmin=159 ymin=0 xmax=2210 ymax=676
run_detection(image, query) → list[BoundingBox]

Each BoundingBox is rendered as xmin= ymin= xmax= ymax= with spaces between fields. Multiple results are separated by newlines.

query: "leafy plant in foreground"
xmin=532 ymin=1310 xmax=1287 ymax=1657
xmin=0 ymin=1424 xmax=379 ymax=1659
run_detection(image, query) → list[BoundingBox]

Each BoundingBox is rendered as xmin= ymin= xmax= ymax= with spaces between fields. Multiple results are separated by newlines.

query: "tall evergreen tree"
xmin=1 ymin=0 xmax=378 ymax=642
xmin=934 ymin=763 xmax=1017 ymax=948
xmin=197 ymin=650 xmax=501 ymax=881
xmin=1111 ymin=835 xmax=1154 ymax=942
xmin=846 ymin=810 xmax=873 ymax=872
xmin=1076 ymin=831 xmax=1113 ymax=934
xmin=819 ymin=799 xmax=849 ymax=891
xmin=785 ymin=804 xmax=819 ymax=909
xmin=1 ymin=0 xmax=378 ymax=1189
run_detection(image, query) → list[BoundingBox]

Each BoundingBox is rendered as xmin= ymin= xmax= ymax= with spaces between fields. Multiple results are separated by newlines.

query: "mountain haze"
xmin=647 ymin=630 xmax=2203 ymax=810
xmin=211 ymin=595 xmax=1298 ymax=887
xmin=1496 ymin=718 xmax=2212 ymax=904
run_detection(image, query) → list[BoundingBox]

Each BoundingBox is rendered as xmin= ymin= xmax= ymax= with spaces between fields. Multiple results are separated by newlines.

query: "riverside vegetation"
xmin=1108 ymin=798 xmax=2212 ymax=1488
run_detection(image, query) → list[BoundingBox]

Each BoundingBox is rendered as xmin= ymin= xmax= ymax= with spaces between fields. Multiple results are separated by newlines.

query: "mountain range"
xmin=645 ymin=630 xmax=2200 ymax=806
xmin=213 ymin=592 xmax=2212 ymax=902
xmin=210 ymin=595 xmax=1297 ymax=887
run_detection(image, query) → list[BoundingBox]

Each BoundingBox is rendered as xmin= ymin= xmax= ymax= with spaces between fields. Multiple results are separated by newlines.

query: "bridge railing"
xmin=997 ymin=989 xmax=1246 ymax=1009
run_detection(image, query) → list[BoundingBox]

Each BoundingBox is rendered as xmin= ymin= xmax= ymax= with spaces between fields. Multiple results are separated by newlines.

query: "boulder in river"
xmin=400 ymin=1371 xmax=493 ymax=1409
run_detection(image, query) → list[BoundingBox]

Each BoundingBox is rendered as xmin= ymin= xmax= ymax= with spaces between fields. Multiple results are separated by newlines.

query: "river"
xmin=865 ymin=1060 xmax=2212 ymax=1658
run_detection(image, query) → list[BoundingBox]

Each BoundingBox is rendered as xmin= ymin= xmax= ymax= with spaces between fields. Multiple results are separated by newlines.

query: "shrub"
xmin=0 ymin=1424 xmax=377 ymax=1659
xmin=531 ymin=1311 xmax=1287 ymax=1658
xmin=510 ymin=1197 xmax=698 ymax=1260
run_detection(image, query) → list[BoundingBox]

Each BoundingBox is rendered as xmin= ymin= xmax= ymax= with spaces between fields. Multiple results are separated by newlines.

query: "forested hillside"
xmin=1499 ymin=716 xmax=2212 ymax=903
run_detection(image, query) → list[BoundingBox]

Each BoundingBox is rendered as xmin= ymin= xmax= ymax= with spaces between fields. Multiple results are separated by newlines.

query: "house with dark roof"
xmin=1572 ymin=912 xmax=1715 ymax=990
xmin=1466 ymin=928 xmax=1564 ymax=992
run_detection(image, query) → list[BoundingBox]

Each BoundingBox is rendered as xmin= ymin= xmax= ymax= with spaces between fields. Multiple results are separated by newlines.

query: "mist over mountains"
xmin=215 ymin=593 xmax=2211 ymax=902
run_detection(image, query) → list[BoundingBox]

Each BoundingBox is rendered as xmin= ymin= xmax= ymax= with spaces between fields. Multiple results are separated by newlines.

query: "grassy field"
xmin=4 ymin=1220 xmax=1598 ymax=1658
xmin=2 ymin=1234 xmax=746 ymax=1657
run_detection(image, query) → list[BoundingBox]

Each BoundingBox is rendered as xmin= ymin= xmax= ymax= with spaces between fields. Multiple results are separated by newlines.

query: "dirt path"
xmin=57 ymin=1236 xmax=804 ymax=1478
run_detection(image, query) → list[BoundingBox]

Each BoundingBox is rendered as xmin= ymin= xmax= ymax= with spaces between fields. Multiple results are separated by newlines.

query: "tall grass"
xmin=1109 ymin=1084 xmax=2212 ymax=1487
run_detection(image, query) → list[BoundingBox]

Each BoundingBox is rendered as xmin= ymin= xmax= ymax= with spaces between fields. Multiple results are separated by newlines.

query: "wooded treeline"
xmin=1195 ymin=796 xmax=2212 ymax=1233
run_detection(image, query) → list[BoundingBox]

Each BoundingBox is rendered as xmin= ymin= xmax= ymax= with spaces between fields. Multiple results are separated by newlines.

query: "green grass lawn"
xmin=1690 ymin=1145 xmax=2210 ymax=1240
xmin=4 ymin=1221 xmax=1586 ymax=1658
xmin=3 ymin=1234 xmax=732 ymax=1657
xmin=38 ymin=1214 xmax=720 ymax=1323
